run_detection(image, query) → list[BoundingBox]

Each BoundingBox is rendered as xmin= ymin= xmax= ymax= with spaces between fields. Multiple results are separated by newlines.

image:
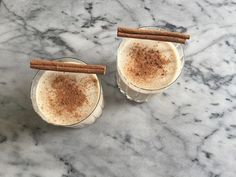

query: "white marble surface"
xmin=0 ymin=0 xmax=236 ymax=176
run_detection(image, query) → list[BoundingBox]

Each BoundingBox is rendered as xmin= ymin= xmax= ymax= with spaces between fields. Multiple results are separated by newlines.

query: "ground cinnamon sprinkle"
xmin=125 ymin=43 xmax=170 ymax=81
xmin=81 ymin=76 xmax=98 ymax=89
xmin=49 ymin=75 xmax=87 ymax=115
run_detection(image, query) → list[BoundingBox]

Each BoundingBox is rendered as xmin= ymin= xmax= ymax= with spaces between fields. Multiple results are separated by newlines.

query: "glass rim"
xmin=116 ymin=26 xmax=185 ymax=92
xmin=30 ymin=57 xmax=102 ymax=127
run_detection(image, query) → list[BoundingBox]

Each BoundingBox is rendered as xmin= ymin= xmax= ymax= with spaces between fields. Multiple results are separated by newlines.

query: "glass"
xmin=30 ymin=58 xmax=104 ymax=128
xmin=116 ymin=27 xmax=185 ymax=103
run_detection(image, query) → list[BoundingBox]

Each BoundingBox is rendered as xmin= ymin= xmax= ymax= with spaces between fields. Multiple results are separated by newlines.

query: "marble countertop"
xmin=0 ymin=0 xmax=236 ymax=176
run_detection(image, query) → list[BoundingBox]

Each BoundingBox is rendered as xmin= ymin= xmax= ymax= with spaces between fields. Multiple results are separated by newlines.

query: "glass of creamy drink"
xmin=31 ymin=58 xmax=104 ymax=128
xmin=116 ymin=29 xmax=184 ymax=102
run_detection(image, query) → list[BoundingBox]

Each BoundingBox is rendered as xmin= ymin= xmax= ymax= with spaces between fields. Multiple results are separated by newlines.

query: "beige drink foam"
xmin=36 ymin=71 xmax=100 ymax=126
xmin=117 ymin=39 xmax=181 ymax=91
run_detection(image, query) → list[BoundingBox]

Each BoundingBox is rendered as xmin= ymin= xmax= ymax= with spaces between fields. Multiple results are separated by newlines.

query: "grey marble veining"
xmin=0 ymin=0 xmax=236 ymax=177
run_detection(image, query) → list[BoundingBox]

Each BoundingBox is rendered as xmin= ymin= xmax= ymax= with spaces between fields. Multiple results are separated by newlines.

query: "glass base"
xmin=116 ymin=72 xmax=154 ymax=103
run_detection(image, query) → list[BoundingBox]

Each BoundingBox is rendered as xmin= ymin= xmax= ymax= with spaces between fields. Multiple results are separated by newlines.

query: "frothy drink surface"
xmin=118 ymin=39 xmax=181 ymax=90
xmin=36 ymin=71 xmax=100 ymax=126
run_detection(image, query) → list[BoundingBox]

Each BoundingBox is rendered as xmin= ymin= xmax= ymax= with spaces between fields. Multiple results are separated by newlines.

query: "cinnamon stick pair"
xmin=117 ymin=27 xmax=190 ymax=44
xmin=31 ymin=27 xmax=189 ymax=73
xmin=30 ymin=59 xmax=106 ymax=75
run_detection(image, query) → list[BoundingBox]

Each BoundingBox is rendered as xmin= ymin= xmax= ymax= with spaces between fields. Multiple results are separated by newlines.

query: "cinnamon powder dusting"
xmin=49 ymin=75 xmax=87 ymax=115
xmin=125 ymin=43 xmax=170 ymax=81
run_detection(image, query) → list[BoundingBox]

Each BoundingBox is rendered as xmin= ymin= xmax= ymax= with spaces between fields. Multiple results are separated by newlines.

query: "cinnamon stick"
xmin=30 ymin=59 xmax=106 ymax=75
xmin=118 ymin=27 xmax=190 ymax=39
xmin=117 ymin=32 xmax=186 ymax=44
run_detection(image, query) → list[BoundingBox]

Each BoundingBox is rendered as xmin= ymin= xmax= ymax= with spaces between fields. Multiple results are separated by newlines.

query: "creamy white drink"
xmin=31 ymin=58 xmax=103 ymax=127
xmin=117 ymin=38 xmax=184 ymax=102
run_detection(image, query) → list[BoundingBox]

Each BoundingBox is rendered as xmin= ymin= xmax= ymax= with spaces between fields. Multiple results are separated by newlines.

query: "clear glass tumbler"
xmin=31 ymin=58 xmax=104 ymax=128
xmin=116 ymin=29 xmax=185 ymax=103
